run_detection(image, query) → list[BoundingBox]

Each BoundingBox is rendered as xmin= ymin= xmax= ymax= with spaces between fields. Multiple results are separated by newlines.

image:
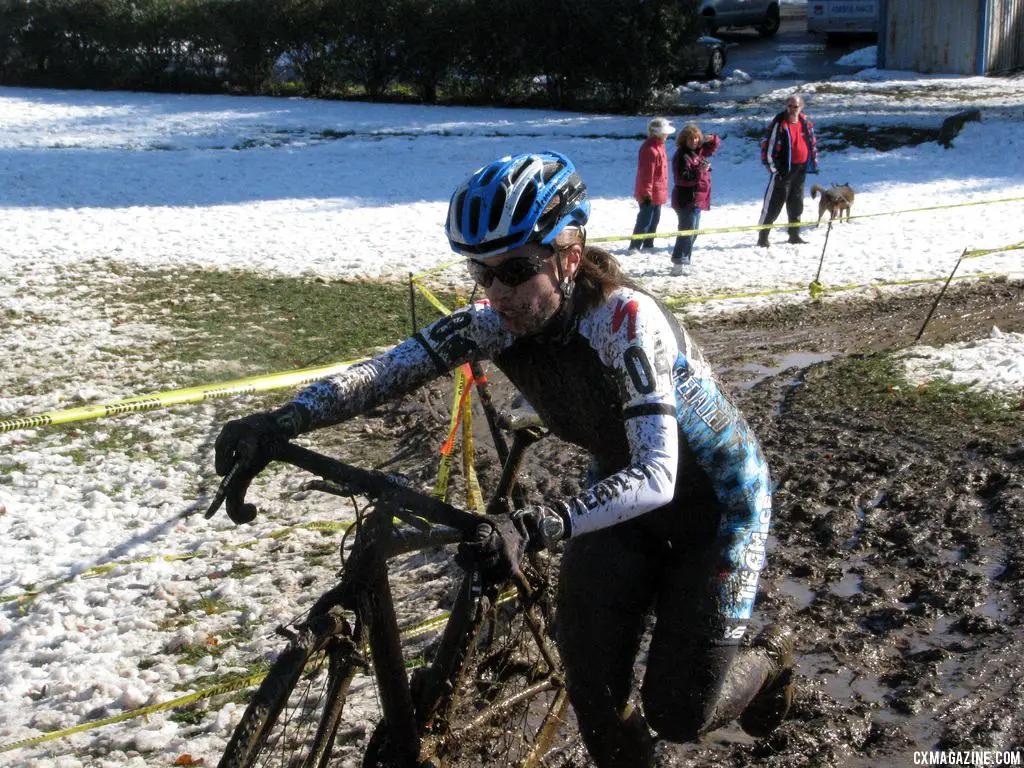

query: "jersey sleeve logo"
xmin=611 ymin=299 xmax=639 ymax=341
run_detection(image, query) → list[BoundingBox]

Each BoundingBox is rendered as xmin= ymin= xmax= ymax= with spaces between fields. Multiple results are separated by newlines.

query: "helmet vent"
xmin=509 ymin=159 xmax=531 ymax=185
xmin=541 ymin=160 xmax=562 ymax=183
xmin=454 ymin=191 xmax=467 ymax=229
xmin=511 ymin=183 xmax=538 ymax=226
xmin=489 ymin=186 xmax=506 ymax=231
xmin=479 ymin=165 xmax=500 ymax=186
xmin=469 ymin=196 xmax=482 ymax=237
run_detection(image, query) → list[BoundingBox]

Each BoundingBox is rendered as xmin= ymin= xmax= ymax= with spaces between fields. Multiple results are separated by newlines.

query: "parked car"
xmin=680 ymin=36 xmax=729 ymax=79
xmin=807 ymin=0 xmax=879 ymax=41
xmin=697 ymin=0 xmax=781 ymax=36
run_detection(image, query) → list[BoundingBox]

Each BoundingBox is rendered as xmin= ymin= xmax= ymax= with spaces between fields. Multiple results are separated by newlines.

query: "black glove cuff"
xmin=270 ymin=402 xmax=311 ymax=438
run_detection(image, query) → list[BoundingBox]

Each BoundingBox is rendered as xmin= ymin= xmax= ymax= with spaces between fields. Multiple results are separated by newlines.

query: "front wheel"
xmin=424 ymin=566 xmax=571 ymax=766
xmin=218 ymin=627 xmax=359 ymax=768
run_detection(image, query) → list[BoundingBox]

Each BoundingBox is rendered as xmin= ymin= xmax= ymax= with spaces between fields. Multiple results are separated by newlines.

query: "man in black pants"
xmin=757 ymin=94 xmax=818 ymax=247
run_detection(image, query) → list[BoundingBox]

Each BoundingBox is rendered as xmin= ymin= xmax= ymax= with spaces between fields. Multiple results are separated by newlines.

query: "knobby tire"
xmin=218 ymin=629 xmax=355 ymax=768
xmin=366 ymin=559 xmax=570 ymax=768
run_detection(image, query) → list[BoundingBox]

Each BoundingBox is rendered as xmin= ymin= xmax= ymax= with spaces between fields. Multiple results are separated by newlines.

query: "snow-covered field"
xmin=1 ymin=62 xmax=1023 ymax=766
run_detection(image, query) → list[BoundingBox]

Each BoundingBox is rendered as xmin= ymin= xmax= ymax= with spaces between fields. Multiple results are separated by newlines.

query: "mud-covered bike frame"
xmin=206 ymin=415 xmax=569 ymax=768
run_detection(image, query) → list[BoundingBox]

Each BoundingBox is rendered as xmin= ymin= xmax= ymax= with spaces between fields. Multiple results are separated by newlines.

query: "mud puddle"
xmin=717 ymin=350 xmax=837 ymax=390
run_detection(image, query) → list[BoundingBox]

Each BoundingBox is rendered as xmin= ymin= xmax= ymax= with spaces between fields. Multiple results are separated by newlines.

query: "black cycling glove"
xmin=213 ymin=403 xmax=309 ymax=523
xmin=456 ymin=516 xmax=527 ymax=582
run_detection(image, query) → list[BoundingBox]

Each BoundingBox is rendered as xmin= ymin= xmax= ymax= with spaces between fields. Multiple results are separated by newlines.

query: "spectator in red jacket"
xmin=671 ymin=124 xmax=720 ymax=274
xmin=629 ymin=117 xmax=675 ymax=252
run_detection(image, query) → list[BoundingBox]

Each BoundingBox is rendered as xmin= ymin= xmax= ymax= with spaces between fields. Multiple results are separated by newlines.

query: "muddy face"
xmin=473 ymin=243 xmax=578 ymax=337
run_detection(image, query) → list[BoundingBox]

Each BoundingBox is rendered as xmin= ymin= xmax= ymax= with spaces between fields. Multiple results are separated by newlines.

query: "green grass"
xmin=811 ymin=83 xmax=1000 ymax=103
xmin=183 ymin=660 xmax=272 ymax=691
xmin=740 ymin=123 xmax=939 ymax=152
xmin=0 ymin=460 xmax=29 ymax=485
xmin=169 ymin=706 xmax=208 ymax=725
xmin=816 ymin=124 xmax=938 ymax=152
xmin=189 ymin=596 xmax=234 ymax=616
xmin=225 ymin=562 xmax=255 ymax=579
xmin=303 ymin=541 xmax=340 ymax=567
xmin=63 ymin=427 xmax=149 ymax=464
xmin=815 ymin=353 xmax=1024 ymax=440
xmin=121 ymin=267 xmax=459 ymax=382
xmin=175 ymin=642 xmax=223 ymax=665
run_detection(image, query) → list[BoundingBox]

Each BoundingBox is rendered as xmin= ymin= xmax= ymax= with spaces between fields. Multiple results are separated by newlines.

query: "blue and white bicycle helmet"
xmin=446 ymin=151 xmax=590 ymax=258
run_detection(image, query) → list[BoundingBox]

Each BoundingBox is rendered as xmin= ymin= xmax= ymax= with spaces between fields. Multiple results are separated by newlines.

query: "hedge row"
xmin=0 ymin=0 xmax=701 ymax=110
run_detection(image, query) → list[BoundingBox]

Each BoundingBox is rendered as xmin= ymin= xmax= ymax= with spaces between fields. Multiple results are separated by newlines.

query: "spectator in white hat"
xmin=629 ymin=117 xmax=675 ymax=252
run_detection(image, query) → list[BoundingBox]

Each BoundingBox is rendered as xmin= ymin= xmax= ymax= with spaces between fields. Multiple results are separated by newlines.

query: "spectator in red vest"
xmin=629 ymin=117 xmax=675 ymax=252
xmin=757 ymin=94 xmax=818 ymax=247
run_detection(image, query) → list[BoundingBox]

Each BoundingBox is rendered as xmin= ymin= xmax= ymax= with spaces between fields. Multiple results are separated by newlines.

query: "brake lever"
xmin=205 ymin=461 xmax=259 ymax=524
xmin=204 ymin=462 xmax=241 ymax=519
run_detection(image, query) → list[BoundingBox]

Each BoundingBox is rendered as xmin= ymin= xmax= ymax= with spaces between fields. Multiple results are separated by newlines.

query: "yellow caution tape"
xmin=964 ymin=241 xmax=1024 ymax=259
xmin=411 ymin=278 xmax=455 ymax=317
xmin=0 ymin=583 xmax=520 ymax=756
xmin=588 ymin=195 xmax=1024 ymax=244
xmin=6 ymin=195 xmax=1016 ymax=438
xmin=0 ymin=670 xmax=269 ymax=754
xmin=412 ymin=257 xmax=464 ymax=280
xmin=460 ymin=381 xmax=485 ymax=514
xmin=0 ymin=360 xmax=366 ymax=435
xmin=663 ymin=271 xmax=1006 ymax=308
xmin=663 ymin=285 xmax=807 ymax=307
xmin=433 ymin=365 xmax=473 ymax=504
xmin=0 ymin=519 xmax=352 ymax=607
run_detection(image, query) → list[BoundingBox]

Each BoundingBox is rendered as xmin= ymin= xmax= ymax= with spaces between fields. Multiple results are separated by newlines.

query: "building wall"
xmin=983 ymin=0 xmax=1024 ymax=72
xmin=882 ymin=0 xmax=981 ymax=74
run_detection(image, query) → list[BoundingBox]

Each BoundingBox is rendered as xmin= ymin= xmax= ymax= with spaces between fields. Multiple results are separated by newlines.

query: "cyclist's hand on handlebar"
xmin=212 ymin=407 xmax=303 ymax=524
xmin=456 ymin=516 xmax=528 ymax=582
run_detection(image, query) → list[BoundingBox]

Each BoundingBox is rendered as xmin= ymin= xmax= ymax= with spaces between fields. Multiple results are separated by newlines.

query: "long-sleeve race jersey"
xmin=290 ymin=287 xmax=771 ymax=558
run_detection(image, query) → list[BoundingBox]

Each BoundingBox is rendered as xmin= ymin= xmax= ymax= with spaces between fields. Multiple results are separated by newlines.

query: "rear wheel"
xmin=218 ymin=624 xmax=360 ymax=768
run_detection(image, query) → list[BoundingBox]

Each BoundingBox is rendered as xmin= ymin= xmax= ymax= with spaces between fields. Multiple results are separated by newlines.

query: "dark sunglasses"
xmin=467 ymin=253 xmax=551 ymax=288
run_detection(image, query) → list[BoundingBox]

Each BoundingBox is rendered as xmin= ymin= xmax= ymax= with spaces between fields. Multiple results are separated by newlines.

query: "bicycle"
xmin=205 ymin=411 xmax=570 ymax=768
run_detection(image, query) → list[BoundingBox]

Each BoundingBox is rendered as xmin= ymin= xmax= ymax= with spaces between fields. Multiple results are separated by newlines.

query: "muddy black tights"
xmin=556 ymin=519 xmax=775 ymax=768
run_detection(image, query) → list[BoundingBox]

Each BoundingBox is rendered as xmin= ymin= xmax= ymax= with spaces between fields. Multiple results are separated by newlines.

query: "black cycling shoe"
xmin=739 ymin=625 xmax=796 ymax=738
xmin=788 ymin=235 xmax=809 ymax=244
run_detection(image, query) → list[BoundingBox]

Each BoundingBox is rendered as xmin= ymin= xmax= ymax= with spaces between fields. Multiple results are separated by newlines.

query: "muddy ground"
xmin=341 ymin=279 xmax=1024 ymax=767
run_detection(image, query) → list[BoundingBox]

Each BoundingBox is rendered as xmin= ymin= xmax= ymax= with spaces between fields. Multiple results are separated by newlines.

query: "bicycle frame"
xmin=234 ymin=423 xmax=566 ymax=768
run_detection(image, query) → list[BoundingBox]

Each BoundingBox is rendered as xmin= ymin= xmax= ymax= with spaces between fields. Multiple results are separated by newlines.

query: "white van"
xmin=807 ymin=0 xmax=879 ymax=38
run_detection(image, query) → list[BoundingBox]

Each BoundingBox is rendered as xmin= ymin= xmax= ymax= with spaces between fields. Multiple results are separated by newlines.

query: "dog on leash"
xmin=811 ymin=183 xmax=855 ymax=225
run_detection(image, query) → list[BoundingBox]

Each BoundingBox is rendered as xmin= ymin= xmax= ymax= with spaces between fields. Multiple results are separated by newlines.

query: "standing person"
xmin=629 ymin=117 xmax=675 ymax=252
xmin=757 ymin=93 xmax=818 ymax=247
xmin=214 ymin=151 xmax=795 ymax=768
xmin=671 ymin=124 xmax=721 ymax=275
